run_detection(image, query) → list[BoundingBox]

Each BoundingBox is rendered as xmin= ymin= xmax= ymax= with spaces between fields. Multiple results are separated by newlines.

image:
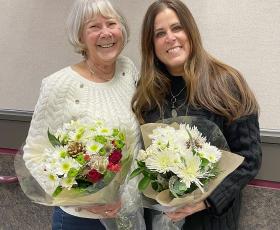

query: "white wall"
xmin=0 ymin=0 xmax=279 ymax=130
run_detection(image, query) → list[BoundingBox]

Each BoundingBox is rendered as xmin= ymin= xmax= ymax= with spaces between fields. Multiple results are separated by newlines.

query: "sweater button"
xmin=75 ymin=99 xmax=80 ymax=104
xmin=122 ymin=72 xmax=125 ymax=76
xmin=80 ymin=84 xmax=84 ymax=88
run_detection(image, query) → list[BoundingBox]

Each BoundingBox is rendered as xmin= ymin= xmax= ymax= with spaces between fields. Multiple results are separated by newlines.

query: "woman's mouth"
xmin=98 ymin=43 xmax=115 ymax=48
xmin=166 ymin=46 xmax=182 ymax=54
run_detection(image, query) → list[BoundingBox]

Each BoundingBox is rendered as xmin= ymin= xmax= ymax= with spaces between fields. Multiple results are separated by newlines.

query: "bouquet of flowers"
xmin=130 ymin=123 xmax=222 ymax=198
xmin=130 ymin=116 xmax=244 ymax=209
xmin=15 ymin=119 xmax=133 ymax=206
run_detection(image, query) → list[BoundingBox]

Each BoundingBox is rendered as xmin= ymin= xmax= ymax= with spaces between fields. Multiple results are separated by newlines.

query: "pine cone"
xmin=67 ymin=141 xmax=85 ymax=157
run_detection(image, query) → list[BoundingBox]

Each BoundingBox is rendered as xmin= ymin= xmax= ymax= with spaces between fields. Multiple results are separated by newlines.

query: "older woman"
xmin=132 ymin=0 xmax=262 ymax=229
xmin=23 ymin=0 xmax=140 ymax=229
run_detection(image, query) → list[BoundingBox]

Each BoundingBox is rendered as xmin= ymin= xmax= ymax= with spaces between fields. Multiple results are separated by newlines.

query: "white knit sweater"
xmin=23 ymin=56 xmax=141 ymax=218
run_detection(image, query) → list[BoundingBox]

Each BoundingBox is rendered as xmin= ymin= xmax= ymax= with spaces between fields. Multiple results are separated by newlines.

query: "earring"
xmin=81 ymin=50 xmax=87 ymax=58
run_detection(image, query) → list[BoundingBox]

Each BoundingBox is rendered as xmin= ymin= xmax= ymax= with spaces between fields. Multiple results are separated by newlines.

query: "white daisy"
xmin=95 ymin=126 xmax=113 ymax=136
xmin=37 ymin=169 xmax=61 ymax=195
xmin=86 ymin=141 xmax=103 ymax=155
xmin=198 ymin=142 xmax=222 ymax=163
xmin=60 ymin=177 xmax=77 ymax=190
xmin=57 ymin=157 xmax=81 ymax=175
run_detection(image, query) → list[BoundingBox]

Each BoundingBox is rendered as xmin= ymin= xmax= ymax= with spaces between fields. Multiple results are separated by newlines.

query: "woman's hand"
xmin=80 ymin=200 xmax=121 ymax=218
xmin=165 ymin=201 xmax=206 ymax=222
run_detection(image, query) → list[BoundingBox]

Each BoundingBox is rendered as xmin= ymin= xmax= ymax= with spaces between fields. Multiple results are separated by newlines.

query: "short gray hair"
xmin=66 ymin=0 xmax=129 ymax=55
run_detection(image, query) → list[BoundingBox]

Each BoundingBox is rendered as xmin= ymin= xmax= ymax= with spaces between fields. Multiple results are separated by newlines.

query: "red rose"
xmin=107 ymin=162 xmax=121 ymax=172
xmin=87 ymin=169 xmax=103 ymax=183
xmin=109 ymin=150 xmax=122 ymax=164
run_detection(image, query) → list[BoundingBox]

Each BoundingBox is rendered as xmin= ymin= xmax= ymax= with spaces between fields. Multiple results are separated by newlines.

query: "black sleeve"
xmin=206 ymin=114 xmax=262 ymax=215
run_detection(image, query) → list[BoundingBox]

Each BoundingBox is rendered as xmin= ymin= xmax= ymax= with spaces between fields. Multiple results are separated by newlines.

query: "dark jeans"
xmin=52 ymin=207 xmax=106 ymax=230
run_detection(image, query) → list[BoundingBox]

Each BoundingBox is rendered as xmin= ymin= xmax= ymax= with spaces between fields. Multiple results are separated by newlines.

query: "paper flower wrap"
xmin=15 ymin=119 xmax=134 ymax=207
xmin=130 ymin=116 xmax=244 ymax=213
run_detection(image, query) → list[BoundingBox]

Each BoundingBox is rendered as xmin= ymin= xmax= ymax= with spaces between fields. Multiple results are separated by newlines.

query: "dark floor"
xmin=239 ymin=186 xmax=280 ymax=230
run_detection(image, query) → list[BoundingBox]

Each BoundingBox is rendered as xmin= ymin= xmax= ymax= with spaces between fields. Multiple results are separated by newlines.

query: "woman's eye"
xmin=88 ymin=24 xmax=98 ymax=29
xmin=108 ymin=22 xmax=117 ymax=28
xmin=155 ymin=31 xmax=165 ymax=38
xmin=173 ymin=25 xmax=182 ymax=32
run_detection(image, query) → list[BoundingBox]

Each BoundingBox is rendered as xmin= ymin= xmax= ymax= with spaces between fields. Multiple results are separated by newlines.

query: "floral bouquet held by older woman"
xmin=15 ymin=119 xmax=133 ymax=207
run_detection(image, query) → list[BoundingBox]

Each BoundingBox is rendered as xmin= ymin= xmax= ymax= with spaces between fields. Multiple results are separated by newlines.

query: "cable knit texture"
xmin=143 ymin=76 xmax=262 ymax=230
xmin=23 ymin=56 xmax=141 ymax=219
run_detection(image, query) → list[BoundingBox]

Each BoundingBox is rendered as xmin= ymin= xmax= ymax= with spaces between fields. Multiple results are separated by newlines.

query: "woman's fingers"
xmin=81 ymin=200 xmax=122 ymax=216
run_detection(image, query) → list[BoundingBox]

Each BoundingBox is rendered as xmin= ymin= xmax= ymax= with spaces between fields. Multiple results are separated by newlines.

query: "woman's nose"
xmin=165 ymin=31 xmax=176 ymax=43
xmin=99 ymin=27 xmax=112 ymax=38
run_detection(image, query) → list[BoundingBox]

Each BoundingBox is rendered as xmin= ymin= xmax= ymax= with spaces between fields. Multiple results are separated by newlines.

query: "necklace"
xmin=85 ymin=59 xmax=114 ymax=82
xmin=170 ymin=86 xmax=186 ymax=118
xmin=86 ymin=60 xmax=95 ymax=76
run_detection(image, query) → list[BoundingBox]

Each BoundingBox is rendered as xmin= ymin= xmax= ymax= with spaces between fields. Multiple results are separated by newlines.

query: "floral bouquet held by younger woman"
xmin=15 ymin=119 xmax=133 ymax=207
xmin=129 ymin=116 xmax=244 ymax=228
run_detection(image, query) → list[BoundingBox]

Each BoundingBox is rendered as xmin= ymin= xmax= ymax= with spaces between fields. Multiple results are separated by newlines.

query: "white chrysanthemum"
xmin=86 ymin=141 xmax=103 ymax=155
xmin=179 ymin=124 xmax=206 ymax=147
xmin=145 ymin=149 xmax=179 ymax=173
xmin=68 ymin=126 xmax=86 ymax=141
xmin=144 ymin=145 xmax=160 ymax=158
xmin=92 ymin=119 xmax=104 ymax=127
xmin=137 ymin=149 xmax=149 ymax=161
xmin=54 ymin=146 xmax=68 ymax=158
xmin=198 ymin=142 xmax=222 ymax=163
xmin=173 ymin=154 xmax=205 ymax=192
xmin=95 ymin=126 xmax=113 ymax=136
xmin=173 ymin=132 xmax=188 ymax=151
xmin=82 ymin=129 xmax=96 ymax=141
xmin=60 ymin=177 xmax=77 ymax=190
xmin=37 ymin=169 xmax=61 ymax=195
xmin=152 ymin=137 xmax=170 ymax=150
xmin=43 ymin=147 xmax=68 ymax=173
xmin=55 ymin=127 xmax=69 ymax=142
xmin=57 ymin=157 xmax=81 ymax=175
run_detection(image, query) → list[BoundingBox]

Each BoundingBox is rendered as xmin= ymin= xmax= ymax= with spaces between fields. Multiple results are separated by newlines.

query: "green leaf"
xmin=118 ymin=132 xmax=125 ymax=141
xmin=169 ymin=175 xmax=187 ymax=198
xmin=67 ymin=168 xmax=79 ymax=178
xmin=138 ymin=176 xmax=151 ymax=191
xmin=48 ymin=129 xmax=61 ymax=147
xmin=76 ymin=179 xmax=92 ymax=189
xmin=52 ymin=186 xmax=63 ymax=197
xmin=129 ymin=167 xmax=144 ymax=180
xmin=115 ymin=140 xmax=125 ymax=149
xmin=200 ymin=158 xmax=209 ymax=167
xmin=94 ymin=135 xmax=107 ymax=144
xmin=112 ymin=129 xmax=120 ymax=137
xmin=137 ymin=161 xmax=145 ymax=167
xmin=98 ymin=148 xmax=106 ymax=156
xmin=103 ymin=171 xmax=115 ymax=184
xmin=75 ymin=154 xmax=86 ymax=165
xmin=151 ymin=181 xmax=163 ymax=192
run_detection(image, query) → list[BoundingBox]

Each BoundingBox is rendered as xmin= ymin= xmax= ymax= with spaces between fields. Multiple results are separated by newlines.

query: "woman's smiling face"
xmin=82 ymin=15 xmax=123 ymax=64
xmin=153 ymin=8 xmax=190 ymax=76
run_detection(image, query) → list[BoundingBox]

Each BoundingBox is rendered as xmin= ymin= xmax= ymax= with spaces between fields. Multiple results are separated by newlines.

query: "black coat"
xmin=143 ymin=77 xmax=262 ymax=230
